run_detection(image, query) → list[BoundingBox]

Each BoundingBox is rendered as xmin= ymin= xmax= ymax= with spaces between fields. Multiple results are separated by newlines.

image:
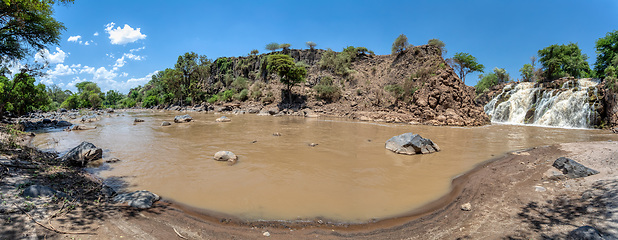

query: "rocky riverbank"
xmin=2 ymin=121 xmax=616 ymax=239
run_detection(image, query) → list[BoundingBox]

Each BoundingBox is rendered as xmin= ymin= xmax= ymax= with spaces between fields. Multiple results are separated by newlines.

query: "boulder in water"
xmin=215 ymin=116 xmax=231 ymax=122
xmin=61 ymin=141 xmax=103 ymax=167
xmin=214 ymin=151 xmax=238 ymax=164
xmin=385 ymin=133 xmax=440 ymax=155
xmin=134 ymin=118 xmax=145 ymax=123
xmin=552 ymin=157 xmax=599 ymax=178
xmin=71 ymin=124 xmax=96 ymax=131
xmin=113 ymin=190 xmax=160 ymax=209
xmin=174 ymin=114 xmax=192 ymax=123
xmin=161 ymin=121 xmax=171 ymax=126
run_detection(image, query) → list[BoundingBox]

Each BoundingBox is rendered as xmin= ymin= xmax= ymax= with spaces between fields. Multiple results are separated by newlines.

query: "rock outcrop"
xmin=214 ymin=151 xmax=238 ymax=165
xmin=385 ymin=133 xmax=440 ymax=155
xmin=61 ymin=142 xmax=103 ymax=167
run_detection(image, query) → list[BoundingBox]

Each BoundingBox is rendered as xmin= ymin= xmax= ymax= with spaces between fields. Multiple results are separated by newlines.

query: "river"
xmin=31 ymin=111 xmax=618 ymax=223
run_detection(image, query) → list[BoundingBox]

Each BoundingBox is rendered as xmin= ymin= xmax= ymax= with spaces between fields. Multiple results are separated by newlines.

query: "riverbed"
xmin=31 ymin=111 xmax=618 ymax=223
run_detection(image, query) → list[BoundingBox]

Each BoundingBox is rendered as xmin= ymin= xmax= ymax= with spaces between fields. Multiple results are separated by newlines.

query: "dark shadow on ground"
xmin=505 ymin=180 xmax=618 ymax=239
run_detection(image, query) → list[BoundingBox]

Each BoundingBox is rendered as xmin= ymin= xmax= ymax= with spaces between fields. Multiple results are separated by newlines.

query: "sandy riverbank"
xmin=1 ymin=127 xmax=617 ymax=239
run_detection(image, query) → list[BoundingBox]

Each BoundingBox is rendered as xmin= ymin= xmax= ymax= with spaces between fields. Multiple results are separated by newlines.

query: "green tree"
xmin=250 ymin=49 xmax=259 ymax=55
xmin=392 ymin=34 xmax=410 ymax=54
xmin=265 ymin=42 xmax=280 ymax=52
xmin=306 ymin=41 xmax=317 ymax=50
xmin=538 ymin=43 xmax=590 ymax=80
xmin=175 ymin=52 xmax=209 ymax=105
xmin=519 ymin=64 xmax=534 ymax=82
xmin=267 ymin=54 xmax=307 ymax=102
xmin=0 ymin=0 xmax=72 ymax=62
xmin=475 ymin=67 xmax=511 ymax=94
xmin=279 ymin=43 xmax=291 ymax=51
xmin=0 ymin=72 xmax=49 ymax=117
xmin=74 ymin=81 xmax=102 ymax=109
xmin=104 ymin=89 xmax=123 ymax=107
xmin=427 ymin=38 xmax=446 ymax=56
xmin=46 ymin=84 xmax=70 ymax=104
xmin=450 ymin=52 xmax=485 ymax=84
xmin=594 ymin=30 xmax=618 ymax=78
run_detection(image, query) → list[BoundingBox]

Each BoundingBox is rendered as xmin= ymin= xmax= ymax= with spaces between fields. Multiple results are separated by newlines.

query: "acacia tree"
xmin=391 ymin=34 xmax=410 ymax=54
xmin=451 ymin=52 xmax=485 ymax=84
xmin=538 ymin=43 xmax=590 ymax=80
xmin=265 ymin=42 xmax=280 ymax=52
xmin=267 ymin=54 xmax=307 ymax=103
xmin=594 ymin=30 xmax=618 ymax=78
xmin=306 ymin=41 xmax=317 ymax=50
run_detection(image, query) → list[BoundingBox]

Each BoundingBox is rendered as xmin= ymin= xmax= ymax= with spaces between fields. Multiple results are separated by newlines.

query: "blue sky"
xmin=22 ymin=0 xmax=618 ymax=94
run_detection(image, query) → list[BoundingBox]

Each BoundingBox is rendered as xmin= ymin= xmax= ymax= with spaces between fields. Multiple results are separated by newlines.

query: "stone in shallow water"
xmin=385 ymin=132 xmax=440 ymax=155
xmin=215 ymin=116 xmax=231 ymax=122
xmin=114 ymin=190 xmax=160 ymax=209
xmin=214 ymin=151 xmax=238 ymax=165
xmin=61 ymin=141 xmax=103 ymax=167
xmin=174 ymin=114 xmax=192 ymax=123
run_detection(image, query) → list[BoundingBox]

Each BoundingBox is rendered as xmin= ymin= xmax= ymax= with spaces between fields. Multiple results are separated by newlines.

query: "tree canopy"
xmin=265 ymin=42 xmax=280 ymax=52
xmin=0 ymin=72 xmax=49 ymax=117
xmin=391 ymin=34 xmax=410 ymax=54
xmin=427 ymin=38 xmax=446 ymax=56
xmin=267 ymin=54 xmax=307 ymax=102
xmin=475 ymin=68 xmax=510 ymax=94
xmin=594 ymin=30 xmax=618 ymax=78
xmin=450 ymin=52 xmax=484 ymax=84
xmin=538 ymin=43 xmax=590 ymax=80
xmin=0 ymin=0 xmax=72 ymax=63
xmin=306 ymin=41 xmax=317 ymax=50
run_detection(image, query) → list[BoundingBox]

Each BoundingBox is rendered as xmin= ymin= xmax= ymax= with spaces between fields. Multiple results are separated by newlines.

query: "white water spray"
xmin=484 ymin=79 xmax=600 ymax=128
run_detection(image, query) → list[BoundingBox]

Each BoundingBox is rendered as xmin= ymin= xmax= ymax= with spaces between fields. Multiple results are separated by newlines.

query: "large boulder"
xmin=61 ymin=141 xmax=103 ymax=167
xmin=552 ymin=157 xmax=599 ymax=178
xmin=174 ymin=114 xmax=192 ymax=123
xmin=214 ymin=151 xmax=238 ymax=164
xmin=385 ymin=133 xmax=440 ymax=155
xmin=567 ymin=226 xmax=605 ymax=240
xmin=113 ymin=190 xmax=160 ymax=209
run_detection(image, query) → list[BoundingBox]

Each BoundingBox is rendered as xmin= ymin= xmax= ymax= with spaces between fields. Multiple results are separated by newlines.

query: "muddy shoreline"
xmin=3 ymin=117 xmax=617 ymax=239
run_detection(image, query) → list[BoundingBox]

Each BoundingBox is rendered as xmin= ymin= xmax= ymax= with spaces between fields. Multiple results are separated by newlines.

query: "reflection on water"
xmin=31 ymin=111 xmax=618 ymax=222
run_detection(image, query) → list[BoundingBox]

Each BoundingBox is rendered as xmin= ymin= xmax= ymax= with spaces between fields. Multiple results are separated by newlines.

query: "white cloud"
xmin=104 ymin=22 xmax=147 ymax=45
xmin=34 ymin=47 xmax=67 ymax=64
xmin=93 ymin=67 xmax=117 ymax=81
xmin=67 ymin=77 xmax=86 ymax=89
xmin=47 ymin=64 xmax=76 ymax=76
xmin=120 ymin=72 xmax=129 ymax=77
xmin=84 ymin=41 xmax=90 ymax=46
xmin=68 ymin=35 xmax=82 ymax=42
xmin=126 ymin=71 xmax=157 ymax=84
xmin=80 ymin=66 xmax=95 ymax=74
xmin=129 ymin=46 xmax=145 ymax=53
xmin=113 ymin=53 xmax=144 ymax=70
xmin=93 ymin=32 xmax=99 ymax=36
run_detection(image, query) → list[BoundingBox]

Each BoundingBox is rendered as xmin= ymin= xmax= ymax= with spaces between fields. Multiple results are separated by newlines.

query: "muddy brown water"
xmin=31 ymin=111 xmax=618 ymax=223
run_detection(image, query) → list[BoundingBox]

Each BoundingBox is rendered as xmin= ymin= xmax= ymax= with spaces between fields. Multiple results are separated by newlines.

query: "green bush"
xmin=220 ymin=89 xmax=235 ymax=102
xmin=207 ymin=95 xmax=219 ymax=104
xmin=234 ymin=89 xmax=249 ymax=101
xmin=262 ymin=91 xmax=274 ymax=103
xmin=313 ymin=76 xmax=341 ymax=102
xmin=143 ymin=95 xmax=159 ymax=108
xmin=251 ymin=90 xmax=262 ymax=100
xmin=384 ymin=84 xmax=405 ymax=100
xmin=231 ymin=77 xmax=248 ymax=91
xmin=318 ymin=46 xmax=373 ymax=76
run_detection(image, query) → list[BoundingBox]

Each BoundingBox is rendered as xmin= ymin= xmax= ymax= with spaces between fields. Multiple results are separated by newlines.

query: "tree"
xmin=267 ymin=54 xmax=307 ymax=102
xmin=74 ymin=81 xmax=103 ymax=109
xmin=392 ymin=34 xmax=410 ymax=54
xmin=0 ymin=0 xmax=72 ymax=63
xmin=46 ymin=84 xmax=70 ymax=103
xmin=279 ymin=43 xmax=291 ymax=51
xmin=594 ymin=30 xmax=618 ymax=78
xmin=427 ymin=38 xmax=446 ymax=56
xmin=0 ymin=72 xmax=49 ymax=117
xmin=265 ymin=42 xmax=280 ymax=52
xmin=250 ymin=49 xmax=259 ymax=55
xmin=519 ymin=64 xmax=534 ymax=82
xmin=306 ymin=41 xmax=317 ymax=50
xmin=450 ymin=52 xmax=485 ymax=84
xmin=175 ymin=52 xmax=200 ymax=105
xmin=538 ymin=43 xmax=590 ymax=80
xmin=475 ymin=68 xmax=509 ymax=94
xmin=104 ymin=90 xmax=123 ymax=107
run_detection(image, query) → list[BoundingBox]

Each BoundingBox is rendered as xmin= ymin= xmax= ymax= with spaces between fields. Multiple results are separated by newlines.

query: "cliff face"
xmin=204 ymin=46 xmax=489 ymax=126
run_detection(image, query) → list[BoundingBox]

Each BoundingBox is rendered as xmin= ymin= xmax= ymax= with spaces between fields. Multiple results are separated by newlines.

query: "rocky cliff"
xmin=200 ymin=45 xmax=489 ymax=126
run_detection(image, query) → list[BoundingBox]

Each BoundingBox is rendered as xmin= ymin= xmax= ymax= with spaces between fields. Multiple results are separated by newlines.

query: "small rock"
xmin=22 ymin=185 xmax=66 ymax=198
xmin=553 ymin=157 xmax=599 ymax=178
xmin=308 ymin=143 xmax=318 ymax=147
xmin=105 ymin=158 xmax=121 ymax=163
xmin=134 ymin=118 xmax=145 ymax=123
xmin=71 ymin=124 xmax=96 ymax=131
xmin=581 ymin=190 xmax=595 ymax=200
xmin=359 ymin=116 xmax=372 ymax=121
xmin=161 ymin=121 xmax=171 ymax=126
xmin=263 ymin=231 xmax=270 ymax=237
xmin=543 ymin=169 xmax=565 ymax=180
xmin=215 ymin=116 xmax=231 ymax=122
xmin=273 ymin=132 xmax=282 ymax=136
xmin=534 ymin=186 xmax=547 ymax=192
xmin=461 ymin=202 xmax=472 ymax=211
xmin=100 ymin=185 xmax=116 ymax=198
xmin=214 ymin=151 xmax=238 ymax=164
xmin=114 ymin=190 xmax=160 ymax=209
xmin=174 ymin=114 xmax=193 ymax=123
xmin=567 ymin=226 xmax=604 ymax=240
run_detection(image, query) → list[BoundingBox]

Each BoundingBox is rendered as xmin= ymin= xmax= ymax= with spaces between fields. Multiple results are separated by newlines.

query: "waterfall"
xmin=484 ymin=78 xmax=600 ymax=128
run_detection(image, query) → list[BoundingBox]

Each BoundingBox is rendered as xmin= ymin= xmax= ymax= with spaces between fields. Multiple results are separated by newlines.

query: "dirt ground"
xmin=2 ymin=132 xmax=617 ymax=239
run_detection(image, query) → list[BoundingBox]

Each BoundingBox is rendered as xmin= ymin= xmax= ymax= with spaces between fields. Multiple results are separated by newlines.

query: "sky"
xmin=18 ymin=0 xmax=618 ymax=94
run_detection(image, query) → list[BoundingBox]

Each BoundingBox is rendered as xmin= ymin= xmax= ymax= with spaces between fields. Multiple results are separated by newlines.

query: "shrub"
xmin=384 ymin=84 xmax=404 ymax=100
xmin=231 ymin=77 xmax=248 ymax=91
xmin=306 ymin=41 xmax=317 ymax=50
xmin=266 ymin=42 xmax=280 ymax=52
xmin=392 ymin=34 xmax=411 ymax=54
xmin=234 ymin=89 xmax=249 ymax=101
xmin=143 ymin=95 xmax=159 ymax=108
xmin=220 ymin=89 xmax=235 ymax=102
xmin=250 ymin=49 xmax=259 ymax=55
xmin=427 ymin=38 xmax=446 ymax=56
xmin=318 ymin=46 xmax=372 ymax=76
xmin=251 ymin=90 xmax=262 ymax=100
xmin=262 ymin=91 xmax=274 ymax=103
xmin=207 ymin=95 xmax=219 ymax=104
xmin=279 ymin=43 xmax=291 ymax=51
xmin=313 ymin=76 xmax=341 ymax=102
